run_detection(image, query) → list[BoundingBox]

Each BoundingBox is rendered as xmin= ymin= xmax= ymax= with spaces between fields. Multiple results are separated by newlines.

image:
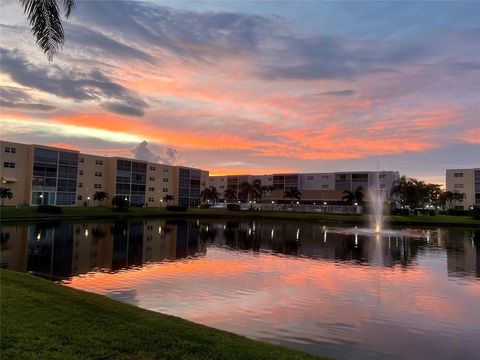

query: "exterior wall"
xmin=174 ymin=166 xmax=205 ymax=207
xmin=76 ymin=153 xmax=108 ymax=206
xmin=0 ymin=141 xmax=31 ymax=206
xmin=0 ymin=141 xmax=206 ymax=208
xmin=209 ymin=171 xmax=399 ymax=203
xmin=446 ymin=168 xmax=479 ymax=209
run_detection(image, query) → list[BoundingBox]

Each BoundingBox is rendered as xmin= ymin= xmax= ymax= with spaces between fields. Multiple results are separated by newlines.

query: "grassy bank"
xmin=0 ymin=270 xmax=320 ymax=360
xmin=1 ymin=206 xmax=479 ymax=227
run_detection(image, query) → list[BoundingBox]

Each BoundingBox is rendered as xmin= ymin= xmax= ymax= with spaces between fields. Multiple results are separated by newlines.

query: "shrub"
xmin=37 ymin=205 xmax=62 ymax=214
xmin=447 ymin=209 xmax=469 ymax=216
xmin=166 ymin=205 xmax=187 ymax=212
xmin=111 ymin=196 xmax=129 ymax=211
xmin=471 ymin=205 xmax=480 ymax=220
xmin=198 ymin=204 xmax=211 ymax=209
xmin=227 ymin=203 xmax=241 ymax=211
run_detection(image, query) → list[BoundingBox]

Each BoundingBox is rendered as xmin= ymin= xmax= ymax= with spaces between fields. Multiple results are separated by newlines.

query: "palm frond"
xmin=62 ymin=0 xmax=75 ymax=17
xmin=20 ymin=0 xmax=76 ymax=61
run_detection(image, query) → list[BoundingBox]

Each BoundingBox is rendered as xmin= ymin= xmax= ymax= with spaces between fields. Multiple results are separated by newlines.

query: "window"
xmin=78 ymin=182 xmax=83 ymax=188
xmin=148 ymin=197 xmax=154 ymax=202
xmin=77 ymin=195 xmax=83 ymax=201
xmin=307 ymin=176 xmax=314 ymax=180
xmin=454 ymin=172 xmax=464 ymax=178
xmin=322 ymin=175 xmax=329 ymax=179
xmin=79 ymin=158 xmax=85 ymax=163
xmin=379 ymin=174 xmax=386 ymax=179
xmin=322 ymin=184 xmax=328 ymax=189
xmin=162 ymin=188 xmax=168 ymax=192
xmin=163 ymin=178 xmax=168 ymax=182
xmin=3 ymin=162 xmax=15 ymax=168
xmin=95 ymin=160 xmax=103 ymax=165
xmin=149 ymin=176 xmax=155 ymax=181
xmin=79 ymin=170 xmax=84 ymax=176
xmin=163 ymin=168 xmax=169 ymax=172
xmin=454 ymin=184 xmax=464 ymax=189
xmin=149 ymin=166 xmax=156 ymax=171
xmin=5 ymin=147 xmax=16 ymax=153
xmin=95 ymin=171 xmax=102 ymax=177
xmin=148 ymin=187 xmax=155 ymax=191
xmin=94 ymin=184 xmax=102 ymax=189
xmin=220 ymin=185 xmax=225 ymax=189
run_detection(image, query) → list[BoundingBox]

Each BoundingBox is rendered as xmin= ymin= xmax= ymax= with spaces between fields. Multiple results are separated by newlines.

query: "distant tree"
xmin=93 ymin=191 xmax=109 ymax=206
xmin=223 ymin=188 xmax=237 ymax=202
xmin=200 ymin=186 xmax=220 ymax=204
xmin=163 ymin=194 xmax=174 ymax=205
xmin=283 ymin=187 xmax=302 ymax=206
xmin=354 ymin=187 xmax=365 ymax=205
xmin=239 ymin=181 xmax=262 ymax=203
xmin=440 ymin=191 xmax=465 ymax=209
xmin=19 ymin=0 xmax=76 ymax=60
xmin=111 ymin=195 xmax=129 ymax=211
xmin=0 ymin=187 xmax=13 ymax=207
xmin=259 ymin=185 xmax=273 ymax=203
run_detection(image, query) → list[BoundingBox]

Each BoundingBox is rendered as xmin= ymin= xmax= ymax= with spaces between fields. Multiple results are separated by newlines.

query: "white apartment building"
xmin=446 ymin=168 xmax=480 ymax=209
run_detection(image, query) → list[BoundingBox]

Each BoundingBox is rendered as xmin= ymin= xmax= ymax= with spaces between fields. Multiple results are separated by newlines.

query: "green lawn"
xmin=0 ymin=270 xmax=321 ymax=360
xmin=1 ymin=206 xmax=479 ymax=227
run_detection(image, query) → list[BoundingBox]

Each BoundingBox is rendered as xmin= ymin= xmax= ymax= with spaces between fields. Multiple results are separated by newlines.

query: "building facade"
xmin=208 ymin=171 xmax=400 ymax=203
xmin=0 ymin=141 xmax=207 ymax=207
xmin=446 ymin=168 xmax=480 ymax=209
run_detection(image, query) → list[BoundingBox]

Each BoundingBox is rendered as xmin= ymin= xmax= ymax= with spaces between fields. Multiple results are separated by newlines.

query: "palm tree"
xmin=342 ymin=190 xmax=355 ymax=205
xmin=93 ymin=191 xmax=109 ymax=206
xmin=283 ymin=187 xmax=302 ymax=206
xmin=0 ymin=187 xmax=13 ymax=207
xmin=223 ymin=188 xmax=237 ymax=202
xmin=163 ymin=194 xmax=174 ymax=205
xmin=259 ymin=185 xmax=273 ymax=203
xmin=200 ymin=186 xmax=219 ymax=204
xmin=239 ymin=182 xmax=262 ymax=203
xmin=19 ymin=0 xmax=76 ymax=61
xmin=209 ymin=186 xmax=220 ymax=203
xmin=111 ymin=195 xmax=128 ymax=211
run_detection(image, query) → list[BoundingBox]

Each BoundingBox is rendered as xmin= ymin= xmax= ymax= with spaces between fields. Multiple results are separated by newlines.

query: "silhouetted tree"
xmin=0 ymin=187 xmax=13 ymax=207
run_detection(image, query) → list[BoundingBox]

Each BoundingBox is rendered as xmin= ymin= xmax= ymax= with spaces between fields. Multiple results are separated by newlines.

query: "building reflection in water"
xmin=1 ymin=219 xmax=479 ymax=280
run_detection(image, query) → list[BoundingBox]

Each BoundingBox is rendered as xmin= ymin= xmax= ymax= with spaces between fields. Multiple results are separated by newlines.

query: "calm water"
xmin=1 ymin=218 xmax=479 ymax=359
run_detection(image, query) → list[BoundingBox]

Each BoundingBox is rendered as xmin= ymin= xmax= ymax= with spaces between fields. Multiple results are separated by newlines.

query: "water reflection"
xmin=1 ymin=220 xmax=479 ymax=280
xmin=1 ymin=219 xmax=480 ymax=360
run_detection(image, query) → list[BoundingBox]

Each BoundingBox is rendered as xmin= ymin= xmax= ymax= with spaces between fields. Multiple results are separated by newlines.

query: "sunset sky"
xmin=1 ymin=0 xmax=479 ymax=184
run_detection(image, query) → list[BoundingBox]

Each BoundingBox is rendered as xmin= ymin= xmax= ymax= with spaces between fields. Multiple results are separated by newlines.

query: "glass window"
xmin=3 ymin=162 xmax=15 ymax=168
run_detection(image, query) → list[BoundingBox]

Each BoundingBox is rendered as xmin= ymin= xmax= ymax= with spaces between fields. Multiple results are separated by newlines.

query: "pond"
xmin=1 ymin=218 xmax=479 ymax=359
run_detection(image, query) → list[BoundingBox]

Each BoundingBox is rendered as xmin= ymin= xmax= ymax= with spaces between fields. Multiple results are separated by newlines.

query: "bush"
xmin=166 ymin=205 xmax=187 ymax=212
xmin=392 ymin=208 xmax=410 ymax=216
xmin=37 ymin=205 xmax=62 ymax=214
xmin=227 ymin=203 xmax=241 ymax=211
xmin=471 ymin=205 xmax=480 ymax=220
xmin=198 ymin=204 xmax=211 ymax=209
xmin=111 ymin=196 xmax=129 ymax=211
xmin=447 ymin=209 xmax=469 ymax=216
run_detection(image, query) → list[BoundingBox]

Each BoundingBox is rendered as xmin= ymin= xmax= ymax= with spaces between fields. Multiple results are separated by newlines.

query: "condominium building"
xmin=446 ymin=168 xmax=480 ymax=209
xmin=208 ymin=171 xmax=400 ymax=203
xmin=0 ymin=141 xmax=207 ymax=207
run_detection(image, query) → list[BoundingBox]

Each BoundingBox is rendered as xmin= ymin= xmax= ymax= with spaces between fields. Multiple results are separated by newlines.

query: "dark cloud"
xmin=64 ymin=24 xmax=155 ymax=63
xmin=315 ymin=89 xmax=357 ymax=97
xmin=131 ymin=140 xmax=178 ymax=165
xmin=0 ymin=48 xmax=147 ymax=116
xmin=0 ymin=86 xmax=56 ymax=111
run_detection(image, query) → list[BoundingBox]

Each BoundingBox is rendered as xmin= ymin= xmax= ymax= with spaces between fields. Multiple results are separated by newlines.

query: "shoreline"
xmin=0 ymin=269 xmax=322 ymax=359
xmin=1 ymin=206 xmax=479 ymax=228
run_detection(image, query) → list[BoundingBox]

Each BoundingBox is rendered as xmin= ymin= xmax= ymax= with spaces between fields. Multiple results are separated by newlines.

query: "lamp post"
xmin=87 ymin=196 xmax=90 ymax=206
xmin=39 ymin=193 xmax=44 ymax=205
xmin=323 ymin=201 xmax=327 ymax=213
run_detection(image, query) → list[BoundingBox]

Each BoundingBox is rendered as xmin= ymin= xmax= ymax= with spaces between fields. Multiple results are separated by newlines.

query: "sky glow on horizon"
xmin=1 ymin=0 xmax=479 ymax=184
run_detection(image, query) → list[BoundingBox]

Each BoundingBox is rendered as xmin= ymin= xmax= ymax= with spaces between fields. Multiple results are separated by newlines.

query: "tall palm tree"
xmin=259 ymin=185 xmax=273 ymax=203
xmin=223 ymin=188 xmax=237 ymax=202
xmin=283 ymin=187 xmax=302 ymax=206
xmin=0 ymin=187 xmax=13 ymax=207
xmin=19 ymin=0 xmax=76 ymax=60
xmin=93 ymin=191 xmax=109 ymax=206
xmin=200 ymin=186 xmax=220 ymax=204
